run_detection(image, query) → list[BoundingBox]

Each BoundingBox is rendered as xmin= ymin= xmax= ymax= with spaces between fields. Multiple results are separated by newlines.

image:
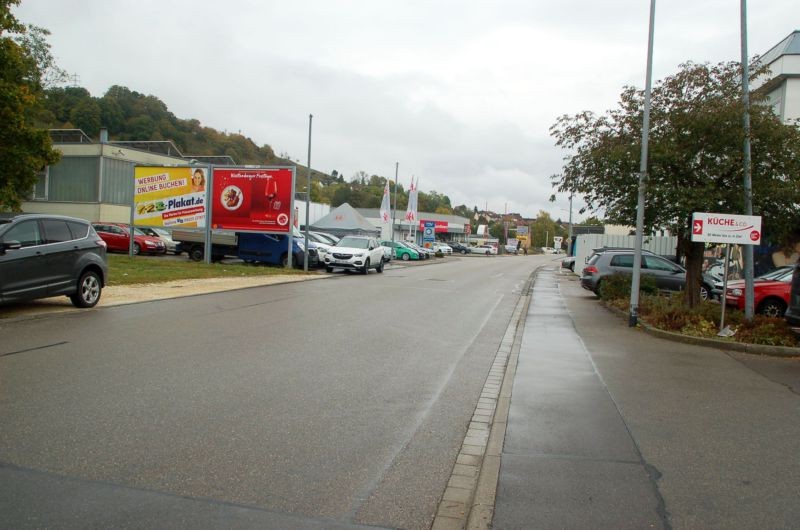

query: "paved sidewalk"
xmin=492 ymin=267 xmax=800 ymax=529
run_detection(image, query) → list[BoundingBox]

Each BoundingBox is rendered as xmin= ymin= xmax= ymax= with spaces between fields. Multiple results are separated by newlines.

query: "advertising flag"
xmin=405 ymin=177 xmax=417 ymax=222
xmin=379 ymin=181 xmax=391 ymax=223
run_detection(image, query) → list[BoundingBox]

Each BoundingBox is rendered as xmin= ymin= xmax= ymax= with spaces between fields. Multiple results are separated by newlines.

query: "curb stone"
xmin=432 ymin=267 xmax=539 ymax=530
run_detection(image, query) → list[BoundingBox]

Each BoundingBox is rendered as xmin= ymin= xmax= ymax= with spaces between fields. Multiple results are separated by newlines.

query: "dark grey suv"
xmin=0 ymin=213 xmax=108 ymax=308
xmin=580 ymin=249 xmax=714 ymax=299
xmin=785 ymin=265 xmax=800 ymax=327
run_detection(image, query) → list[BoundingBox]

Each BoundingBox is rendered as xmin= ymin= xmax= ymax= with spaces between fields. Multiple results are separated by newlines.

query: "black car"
xmin=0 ymin=213 xmax=108 ymax=308
xmin=448 ymin=242 xmax=470 ymax=254
xmin=785 ymin=265 xmax=800 ymax=327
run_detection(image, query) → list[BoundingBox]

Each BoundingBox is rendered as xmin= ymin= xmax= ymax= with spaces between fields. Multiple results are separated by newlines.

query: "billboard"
xmin=133 ymin=166 xmax=207 ymax=227
xmin=211 ymin=168 xmax=294 ymax=232
xmin=691 ymin=212 xmax=762 ymax=245
xmin=419 ymin=220 xmax=449 ymax=233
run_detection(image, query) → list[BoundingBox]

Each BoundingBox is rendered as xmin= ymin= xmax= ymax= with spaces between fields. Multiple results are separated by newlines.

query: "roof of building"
xmin=183 ymin=155 xmax=238 ymax=165
xmin=355 ymin=208 xmax=469 ymax=226
xmin=310 ymin=203 xmax=380 ymax=235
xmin=49 ymin=129 xmax=93 ymax=143
xmin=759 ymin=30 xmax=800 ymax=66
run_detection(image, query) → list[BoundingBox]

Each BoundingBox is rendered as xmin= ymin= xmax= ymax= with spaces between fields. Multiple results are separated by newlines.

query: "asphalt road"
xmin=0 ymin=254 xmax=549 ymax=529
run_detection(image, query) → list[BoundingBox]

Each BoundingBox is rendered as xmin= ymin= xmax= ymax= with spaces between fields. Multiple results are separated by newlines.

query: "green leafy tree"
xmin=0 ymin=0 xmax=60 ymax=211
xmin=551 ymin=60 xmax=800 ymax=306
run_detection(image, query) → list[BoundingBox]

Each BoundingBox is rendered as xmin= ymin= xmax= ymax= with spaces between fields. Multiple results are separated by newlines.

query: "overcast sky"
xmin=13 ymin=1 xmax=797 ymax=221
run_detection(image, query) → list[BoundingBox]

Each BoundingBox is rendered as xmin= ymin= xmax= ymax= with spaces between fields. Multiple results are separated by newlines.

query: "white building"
xmin=754 ymin=30 xmax=800 ymax=124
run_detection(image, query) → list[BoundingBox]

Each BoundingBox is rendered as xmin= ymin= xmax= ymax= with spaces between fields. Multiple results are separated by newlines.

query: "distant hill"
xmin=35 ymin=84 xmax=462 ymax=214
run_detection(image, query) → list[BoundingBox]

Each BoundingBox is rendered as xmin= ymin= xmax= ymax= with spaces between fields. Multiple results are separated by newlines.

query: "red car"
xmin=92 ymin=223 xmax=166 ymax=255
xmin=724 ymin=267 xmax=794 ymax=317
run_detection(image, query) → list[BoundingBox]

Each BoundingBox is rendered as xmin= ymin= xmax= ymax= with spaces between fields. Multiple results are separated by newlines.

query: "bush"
xmin=634 ymin=296 xmax=798 ymax=346
xmin=598 ymin=273 xmax=658 ymax=301
xmin=734 ymin=316 xmax=799 ymax=347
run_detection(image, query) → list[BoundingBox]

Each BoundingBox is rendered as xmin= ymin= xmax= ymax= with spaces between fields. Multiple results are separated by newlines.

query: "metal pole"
xmin=303 ymin=114 xmax=312 ymax=272
xmin=392 ymin=162 xmax=398 ymax=245
xmin=568 ymin=193 xmax=574 ymax=256
xmin=740 ymin=0 xmax=755 ymax=320
xmin=719 ymin=244 xmax=731 ymax=333
xmin=629 ymin=0 xmax=656 ymax=327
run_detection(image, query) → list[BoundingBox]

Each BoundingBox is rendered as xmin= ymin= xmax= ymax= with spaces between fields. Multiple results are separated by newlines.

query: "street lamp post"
xmin=303 ymin=114 xmax=312 ymax=272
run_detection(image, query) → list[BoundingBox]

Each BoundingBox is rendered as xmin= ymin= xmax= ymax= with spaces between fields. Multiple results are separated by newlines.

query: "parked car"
xmin=724 ymin=266 xmax=795 ymax=317
xmin=504 ymin=244 xmax=519 ymax=255
xmin=0 ymin=213 xmax=108 ymax=308
xmin=93 ymin=223 xmax=167 ymax=255
xmin=381 ymin=240 xmax=418 ymax=261
xmin=712 ymin=265 xmax=793 ymax=300
xmin=324 ymin=235 xmax=385 ymax=274
xmin=562 ymin=256 xmax=576 ymax=272
xmin=434 ymin=243 xmax=452 ymax=255
xmin=301 ymin=231 xmax=335 ymax=263
xmin=137 ymin=227 xmax=180 ymax=254
xmin=581 ymin=250 xmax=715 ymax=299
xmin=785 ymin=265 xmax=800 ymax=326
xmin=311 ymin=231 xmax=340 ymax=245
xmin=470 ymin=244 xmax=496 ymax=255
xmin=448 ymin=242 xmax=470 ymax=254
xmin=405 ymin=241 xmax=433 ymax=259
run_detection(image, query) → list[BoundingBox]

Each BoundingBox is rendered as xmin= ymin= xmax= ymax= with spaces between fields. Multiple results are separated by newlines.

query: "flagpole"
xmin=392 ymin=162 xmax=398 ymax=245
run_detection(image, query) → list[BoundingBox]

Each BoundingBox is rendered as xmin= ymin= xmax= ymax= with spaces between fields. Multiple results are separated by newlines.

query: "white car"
xmin=324 ymin=235 xmax=386 ymax=274
xmin=434 ymin=243 xmax=452 ymax=254
xmin=469 ymin=244 xmax=496 ymax=255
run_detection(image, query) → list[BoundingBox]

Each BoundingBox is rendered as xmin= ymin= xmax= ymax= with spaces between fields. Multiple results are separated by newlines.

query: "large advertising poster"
xmin=211 ymin=168 xmax=294 ymax=232
xmin=133 ymin=166 xmax=207 ymax=227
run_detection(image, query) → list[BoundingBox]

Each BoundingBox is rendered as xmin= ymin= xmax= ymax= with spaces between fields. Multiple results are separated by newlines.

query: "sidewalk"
xmin=492 ymin=267 xmax=800 ymax=529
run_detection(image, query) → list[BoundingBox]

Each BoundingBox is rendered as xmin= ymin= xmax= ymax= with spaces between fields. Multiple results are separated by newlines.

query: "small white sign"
xmin=691 ymin=212 xmax=762 ymax=245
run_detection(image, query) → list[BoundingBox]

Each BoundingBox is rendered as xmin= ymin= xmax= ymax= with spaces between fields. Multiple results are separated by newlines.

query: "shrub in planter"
xmin=734 ymin=317 xmax=798 ymax=347
xmin=598 ymin=273 xmax=658 ymax=301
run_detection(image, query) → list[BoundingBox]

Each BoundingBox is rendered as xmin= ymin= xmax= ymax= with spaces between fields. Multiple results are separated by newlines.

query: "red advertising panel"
xmin=419 ymin=220 xmax=449 ymax=233
xmin=211 ymin=168 xmax=294 ymax=232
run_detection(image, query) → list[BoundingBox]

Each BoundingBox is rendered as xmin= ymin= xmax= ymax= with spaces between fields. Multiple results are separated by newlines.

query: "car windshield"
xmin=337 ymin=237 xmax=369 ymax=249
xmin=758 ymin=267 xmax=793 ymax=281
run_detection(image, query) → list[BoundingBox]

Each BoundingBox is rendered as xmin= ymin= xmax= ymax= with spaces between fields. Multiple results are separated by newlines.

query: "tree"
xmin=0 ymin=0 xmax=60 ymax=211
xmin=551 ymin=60 xmax=800 ymax=306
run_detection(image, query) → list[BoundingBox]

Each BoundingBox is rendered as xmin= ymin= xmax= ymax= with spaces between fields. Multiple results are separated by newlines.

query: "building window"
xmin=48 ymin=156 xmax=99 ymax=202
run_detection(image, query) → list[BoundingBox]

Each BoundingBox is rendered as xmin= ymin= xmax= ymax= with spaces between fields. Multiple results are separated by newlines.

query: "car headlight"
xmin=730 ymin=288 xmax=743 ymax=297
xmin=354 ymin=252 xmax=364 ymax=257
xmin=145 ymin=241 xmax=156 ymax=247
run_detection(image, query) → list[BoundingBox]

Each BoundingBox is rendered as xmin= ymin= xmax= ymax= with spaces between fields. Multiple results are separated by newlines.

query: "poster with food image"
xmin=133 ymin=166 xmax=207 ymax=227
xmin=210 ymin=168 xmax=294 ymax=232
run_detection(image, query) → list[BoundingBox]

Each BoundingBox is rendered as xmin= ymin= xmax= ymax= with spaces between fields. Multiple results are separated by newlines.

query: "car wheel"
xmin=132 ymin=243 xmax=141 ymax=255
xmin=401 ymin=253 xmax=410 ymax=261
xmin=569 ymin=262 xmax=575 ymax=272
xmin=461 ymin=249 xmax=467 ymax=254
xmin=325 ymin=266 xmax=333 ymax=273
xmin=362 ymin=259 xmax=370 ymax=274
xmin=376 ymin=260 xmax=384 ymax=273
xmin=758 ymin=299 xmax=787 ymax=318
xmin=700 ymin=284 xmax=711 ymax=301
xmin=70 ymin=270 xmax=102 ymax=308
xmin=189 ymin=245 xmax=204 ymax=261
xmin=280 ymin=254 xmax=289 ymax=268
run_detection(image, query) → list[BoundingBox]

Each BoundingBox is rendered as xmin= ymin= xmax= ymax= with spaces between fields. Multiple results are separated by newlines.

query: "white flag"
xmin=405 ymin=177 xmax=417 ymax=222
xmin=379 ymin=181 xmax=391 ymax=223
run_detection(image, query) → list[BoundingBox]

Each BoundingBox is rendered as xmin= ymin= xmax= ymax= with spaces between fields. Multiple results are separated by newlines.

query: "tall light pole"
xmin=629 ymin=0 xmax=656 ymax=327
xmin=303 ymin=114 xmax=312 ymax=272
xmin=740 ymin=0 xmax=755 ymax=320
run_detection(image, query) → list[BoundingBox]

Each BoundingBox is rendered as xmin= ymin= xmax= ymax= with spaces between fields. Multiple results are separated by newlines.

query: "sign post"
xmin=691 ymin=212 xmax=762 ymax=333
